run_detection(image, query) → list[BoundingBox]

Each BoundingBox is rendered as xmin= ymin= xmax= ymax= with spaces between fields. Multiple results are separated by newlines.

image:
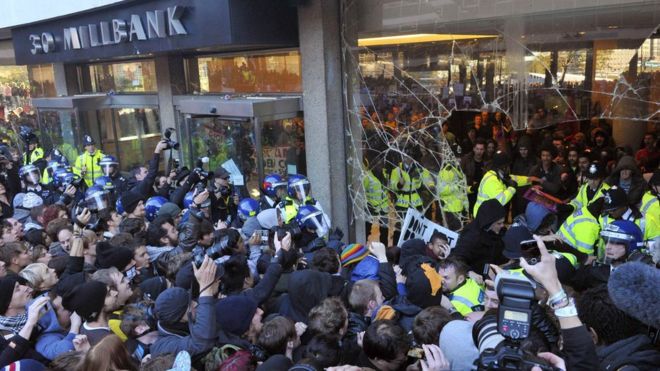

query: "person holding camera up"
xmin=73 ymin=135 xmax=104 ymax=188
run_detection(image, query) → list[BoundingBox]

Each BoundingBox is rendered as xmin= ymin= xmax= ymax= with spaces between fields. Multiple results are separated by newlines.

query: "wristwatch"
xmin=553 ymin=298 xmax=578 ymax=318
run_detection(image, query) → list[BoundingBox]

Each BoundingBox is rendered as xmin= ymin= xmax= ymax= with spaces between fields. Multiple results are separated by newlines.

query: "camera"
xmin=163 ymin=128 xmax=180 ymax=150
xmin=192 ymin=234 xmax=231 ymax=268
xmin=474 ymin=273 xmax=560 ymax=370
xmin=273 ymin=222 xmax=302 ymax=241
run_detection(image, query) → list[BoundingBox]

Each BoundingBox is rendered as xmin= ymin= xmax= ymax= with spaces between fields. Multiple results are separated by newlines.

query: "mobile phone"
xmin=520 ymin=239 xmax=541 ymax=264
xmin=257 ymin=229 xmax=269 ymax=245
xmin=482 ymin=263 xmax=492 ymax=279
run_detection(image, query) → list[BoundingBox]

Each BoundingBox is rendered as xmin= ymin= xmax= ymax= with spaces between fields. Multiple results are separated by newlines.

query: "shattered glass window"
xmin=341 ymin=0 xmax=659 ymax=243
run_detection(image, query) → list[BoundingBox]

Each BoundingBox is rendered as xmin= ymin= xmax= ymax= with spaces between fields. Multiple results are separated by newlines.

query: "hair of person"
xmin=48 ymin=255 xmax=69 ymax=277
xmin=412 ymin=306 xmax=452 ymax=345
xmin=311 ymin=248 xmax=340 ymax=274
xmin=147 ymin=216 xmax=175 ymax=247
xmin=139 ymin=353 xmax=176 ymax=371
xmin=348 ymin=279 xmax=379 ymax=314
xmin=307 ymin=297 xmax=348 ymax=336
xmin=42 ymin=204 xmax=68 ymax=229
xmin=130 ymin=164 xmax=145 ymax=179
xmin=0 ymin=241 xmax=27 ymax=265
xmin=157 ymin=251 xmax=191 ymax=282
xmin=198 ymin=219 xmax=215 ymax=238
xmin=474 ymin=138 xmax=487 ymax=147
xmin=257 ymin=316 xmax=296 ymax=356
xmin=214 ymin=227 xmax=241 ymax=253
xmin=80 ymin=334 xmax=137 ymax=371
xmin=119 ymin=218 xmax=145 ymax=235
xmin=576 ymin=285 xmax=644 ymax=346
xmin=429 ymin=231 xmax=448 ymax=245
xmin=19 ymin=263 xmax=51 ymax=290
xmin=49 ymin=351 xmax=84 ymax=371
xmin=29 ymin=204 xmax=45 ymax=222
xmin=119 ymin=301 xmax=151 ymax=338
xmin=91 ymin=267 xmax=122 ymax=290
xmin=221 ymin=254 xmax=250 ymax=294
xmin=302 ymin=333 xmax=341 ymax=369
xmin=439 ymin=256 xmax=470 ymax=278
xmin=46 ymin=218 xmax=71 ymax=242
xmin=24 ymin=229 xmax=47 ymax=248
xmin=29 ymin=244 xmax=48 ymax=263
xmin=363 ymin=320 xmax=410 ymax=362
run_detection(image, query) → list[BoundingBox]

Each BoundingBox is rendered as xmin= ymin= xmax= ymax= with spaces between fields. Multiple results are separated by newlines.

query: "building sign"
xmin=263 ymin=146 xmax=289 ymax=176
xmin=12 ymin=0 xmax=299 ymax=65
xmin=28 ymin=6 xmax=187 ymax=55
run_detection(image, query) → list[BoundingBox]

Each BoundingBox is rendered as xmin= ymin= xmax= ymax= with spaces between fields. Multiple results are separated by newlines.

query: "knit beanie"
xmin=155 ymin=287 xmax=190 ymax=324
xmin=96 ymin=241 xmax=134 ymax=271
xmin=0 ymin=276 xmax=20 ymax=315
xmin=22 ymin=192 xmax=44 ymax=208
xmin=139 ymin=276 xmax=169 ymax=301
xmin=157 ymin=202 xmax=181 ymax=220
xmin=62 ymin=280 xmax=107 ymax=321
xmin=215 ymin=296 xmax=258 ymax=336
xmin=340 ymin=243 xmax=368 ymax=267
xmin=405 ymin=262 xmax=443 ymax=309
xmin=120 ymin=191 xmax=143 ymax=214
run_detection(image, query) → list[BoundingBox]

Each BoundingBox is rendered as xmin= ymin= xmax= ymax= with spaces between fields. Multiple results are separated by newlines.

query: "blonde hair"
xmin=19 ymin=263 xmax=50 ymax=290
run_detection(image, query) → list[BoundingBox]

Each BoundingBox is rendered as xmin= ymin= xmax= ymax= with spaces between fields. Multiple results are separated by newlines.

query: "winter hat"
xmin=62 ymin=280 xmax=107 ymax=321
xmin=140 ymin=277 xmax=169 ymax=301
xmin=340 ymin=243 xmax=368 ymax=267
xmin=2 ymin=359 xmax=46 ymax=371
xmin=54 ymin=272 xmax=86 ymax=298
xmin=96 ymin=241 xmax=133 ymax=271
xmin=155 ymin=287 xmax=190 ymax=324
xmin=120 ymin=191 xmax=143 ymax=215
xmin=405 ymin=262 xmax=443 ymax=309
xmin=215 ymin=296 xmax=258 ymax=336
xmin=350 ymin=255 xmax=380 ymax=282
xmin=22 ymin=192 xmax=43 ymax=208
xmin=524 ymin=202 xmax=552 ymax=234
xmin=439 ymin=320 xmax=479 ymax=370
xmin=158 ymin=202 xmax=181 ymax=220
xmin=502 ymin=225 xmax=533 ymax=260
xmin=0 ymin=276 xmax=20 ymax=315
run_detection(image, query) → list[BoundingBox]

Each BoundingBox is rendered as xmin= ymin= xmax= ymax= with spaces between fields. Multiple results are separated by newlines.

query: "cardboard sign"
xmin=221 ymin=158 xmax=244 ymax=186
xmin=397 ymin=208 xmax=460 ymax=248
xmin=263 ymin=146 xmax=289 ymax=175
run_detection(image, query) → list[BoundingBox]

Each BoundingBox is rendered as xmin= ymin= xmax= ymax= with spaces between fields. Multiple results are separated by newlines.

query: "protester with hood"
xmin=451 ymin=199 xmax=508 ymax=273
xmin=150 ymin=256 xmax=219 ymax=357
xmin=606 ymin=155 xmax=645 ymax=206
xmin=277 ymin=269 xmax=333 ymax=323
xmin=215 ymin=296 xmax=263 ymax=351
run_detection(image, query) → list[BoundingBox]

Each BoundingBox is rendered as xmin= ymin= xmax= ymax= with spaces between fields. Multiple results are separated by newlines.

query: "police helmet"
xmin=99 ymin=155 xmax=119 ymax=176
xmin=84 ymin=186 xmax=109 ymax=211
xmin=94 ymin=176 xmax=116 ymax=192
xmin=262 ymin=173 xmax=287 ymax=198
xmin=295 ymin=205 xmax=329 ymax=237
xmin=288 ymin=174 xmax=311 ymax=201
xmin=237 ymin=198 xmax=260 ymax=221
xmin=145 ymin=196 xmax=168 ymax=222
xmin=584 ymin=161 xmax=606 ymax=180
xmin=83 ymin=135 xmax=95 ymax=146
xmin=600 ymin=220 xmax=643 ymax=254
xmin=19 ymin=164 xmax=41 ymax=184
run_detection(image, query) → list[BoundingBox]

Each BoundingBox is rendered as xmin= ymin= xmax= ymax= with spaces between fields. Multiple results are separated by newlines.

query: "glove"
xmin=556 ymin=203 xmax=574 ymax=213
xmin=503 ymin=176 xmax=517 ymax=188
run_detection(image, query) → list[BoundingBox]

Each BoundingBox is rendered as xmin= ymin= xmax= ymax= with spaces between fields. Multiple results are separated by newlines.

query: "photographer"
xmin=209 ymin=167 xmax=239 ymax=225
xmin=127 ymin=139 xmax=169 ymax=200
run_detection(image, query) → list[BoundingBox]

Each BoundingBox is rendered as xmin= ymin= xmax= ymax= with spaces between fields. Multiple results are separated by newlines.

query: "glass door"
xmin=183 ymin=115 xmax=258 ymax=193
xmin=36 ymin=109 xmax=79 ymax=164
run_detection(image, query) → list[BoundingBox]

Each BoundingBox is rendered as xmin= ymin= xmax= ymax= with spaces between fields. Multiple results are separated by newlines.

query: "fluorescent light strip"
xmin=358 ymin=33 xmax=497 ymax=47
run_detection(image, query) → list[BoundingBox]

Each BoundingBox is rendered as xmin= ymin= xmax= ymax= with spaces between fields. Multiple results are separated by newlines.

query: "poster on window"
xmin=263 ymin=146 xmax=289 ymax=176
xmin=397 ymin=208 xmax=459 ymax=248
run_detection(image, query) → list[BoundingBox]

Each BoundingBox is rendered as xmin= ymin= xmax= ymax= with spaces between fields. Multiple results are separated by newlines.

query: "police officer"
xmin=437 ymin=144 xmax=467 ymax=231
xmin=73 ymin=135 xmax=105 ymax=187
xmin=474 ymin=150 xmax=538 ymax=217
xmin=260 ymin=173 xmax=287 ymax=210
xmin=596 ymin=187 xmax=644 ymax=261
xmin=389 ymin=153 xmax=433 ymax=213
xmin=363 ymin=154 xmax=389 ymax=244
xmin=558 ymin=197 xmax=603 ymax=257
xmin=569 ymin=161 xmax=610 ymax=211
xmin=20 ymin=130 xmax=45 ymax=170
xmin=640 ymin=170 xmax=659 ymax=242
xmin=19 ymin=164 xmax=57 ymax=204
xmin=99 ymin=155 xmax=127 ymax=195
xmin=41 ymin=148 xmax=69 ymax=185
xmin=278 ymin=174 xmax=329 ymax=227
xmin=440 ymin=257 xmax=485 ymax=317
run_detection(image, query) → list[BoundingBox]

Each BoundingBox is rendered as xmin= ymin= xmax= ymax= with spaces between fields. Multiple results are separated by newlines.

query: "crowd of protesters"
xmin=0 ymin=103 xmax=658 ymax=371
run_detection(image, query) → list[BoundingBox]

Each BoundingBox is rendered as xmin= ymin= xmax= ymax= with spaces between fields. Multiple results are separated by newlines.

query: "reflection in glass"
xmin=27 ymin=64 xmax=56 ymax=98
xmin=89 ymin=60 xmax=157 ymax=93
xmin=261 ymin=116 xmax=306 ymax=176
xmin=37 ymin=110 xmax=78 ymax=164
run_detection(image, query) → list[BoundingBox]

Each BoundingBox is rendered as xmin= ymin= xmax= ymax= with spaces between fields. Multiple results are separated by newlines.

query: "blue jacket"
xmin=34 ymin=301 xmax=75 ymax=360
xmin=150 ymin=296 xmax=216 ymax=357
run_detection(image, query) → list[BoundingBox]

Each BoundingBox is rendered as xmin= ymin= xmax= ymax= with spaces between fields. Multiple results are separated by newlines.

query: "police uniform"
xmin=448 ymin=278 xmax=485 ymax=317
xmin=389 ymin=163 xmax=434 ymax=211
xmin=364 ymin=169 xmax=388 ymax=217
xmin=23 ymin=147 xmax=44 ymax=167
xmin=473 ymin=170 xmax=530 ymax=217
xmin=73 ymin=150 xmax=105 ymax=187
xmin=437 ymin=163 xmax=467 ymax=229
xmin=558 ymin=206 xmax=600 ymax=255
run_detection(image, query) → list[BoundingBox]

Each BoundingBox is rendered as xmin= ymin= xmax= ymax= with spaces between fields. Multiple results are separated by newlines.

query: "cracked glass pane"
xmin=341 ymin=0 xmax=660 ymax=243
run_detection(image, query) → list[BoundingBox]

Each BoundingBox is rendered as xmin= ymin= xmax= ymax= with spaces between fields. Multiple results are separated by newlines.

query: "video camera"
xmin=474 ymin=273 xmax=561 ymax=371
xmin=192 ymin=233 xmax=232 ymax=268
xmin=272 ymin=222 xmax=302 ymax=242
xmin=162 ymin=128 xmax=180 ymax=150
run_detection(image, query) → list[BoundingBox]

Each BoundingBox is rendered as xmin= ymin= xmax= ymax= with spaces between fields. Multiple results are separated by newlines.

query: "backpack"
xmin=203 ymin=344 xmax=256 ymax=371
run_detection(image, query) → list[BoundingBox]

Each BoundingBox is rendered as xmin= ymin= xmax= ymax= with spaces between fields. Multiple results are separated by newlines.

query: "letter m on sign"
xmin=64 ymin=28 xmax=82 ymax=50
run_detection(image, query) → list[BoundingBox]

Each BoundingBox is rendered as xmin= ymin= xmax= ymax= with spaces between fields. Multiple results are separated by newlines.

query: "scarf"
xmin=0 ymin=313 xmax=28 ymax=335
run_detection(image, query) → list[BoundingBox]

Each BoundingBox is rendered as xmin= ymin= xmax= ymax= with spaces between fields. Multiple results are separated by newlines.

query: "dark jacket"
xmin=606 ymin=155 xmax=645 ymax=206
xmin=277 ymin=270 xmax=332 ymax=323
xmin=560 ymin=325 xmax=599 ymax=371
xmin=460 ymin=152 xmax=487 ymax=191
xmin=451 ymin=199 xmax=507 ymax=272
xmin=529 ymin=162 xmax=562 ymax=196
xmin=129 ymin=152 xmax=161 ymax=199
xmin=237 ymin=262 xmax=282 ymax=306
xmin=150 ymin=296 xmax=216 ymax=357
xmin=598 ymin=334 xmax=660 ymax=371
xmin=0 ymin=333 xmax=49 ymax=368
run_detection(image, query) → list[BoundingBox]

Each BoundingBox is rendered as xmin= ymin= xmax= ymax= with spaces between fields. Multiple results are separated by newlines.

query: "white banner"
xmin=397 ymin=208 xmax=460 ymax=248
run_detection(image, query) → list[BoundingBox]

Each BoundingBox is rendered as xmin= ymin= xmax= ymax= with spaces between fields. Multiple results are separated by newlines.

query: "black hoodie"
xmin=450 ymin=199 xmax=507 ymax=272
xmin=276 ymin=270 xmax=332 ymax=323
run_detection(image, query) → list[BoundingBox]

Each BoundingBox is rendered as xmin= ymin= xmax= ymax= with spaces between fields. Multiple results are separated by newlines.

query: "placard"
xmin=221 ymin=158 xmax=244 ymax=186
xmin=263 ymin=146 xmax=289 ymax=175
xmin=397 ymin=208 xmax=460 ymax=248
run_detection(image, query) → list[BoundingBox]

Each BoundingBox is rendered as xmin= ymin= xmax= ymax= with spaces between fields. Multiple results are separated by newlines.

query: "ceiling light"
xmin=358 ymin=33 xmax=497 ymax=47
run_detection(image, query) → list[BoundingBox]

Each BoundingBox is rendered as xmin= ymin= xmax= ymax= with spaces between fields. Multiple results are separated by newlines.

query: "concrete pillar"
xmin=52 ymin=63 xmax=68 ymax=96
xmin=155 ymin=56 xmax=177 ymax=133
xmin=298 ymin=0 xmax=350 ymax=236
